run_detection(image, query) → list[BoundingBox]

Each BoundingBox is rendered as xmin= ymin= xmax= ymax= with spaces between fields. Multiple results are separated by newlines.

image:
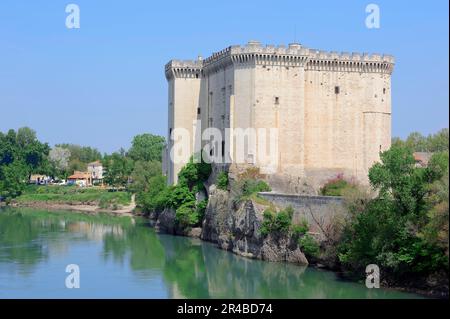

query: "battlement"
xmin=165 ymin=41 xmax=395 ymax=78
xmin=165 ymin=59 xmax=203 ymax=80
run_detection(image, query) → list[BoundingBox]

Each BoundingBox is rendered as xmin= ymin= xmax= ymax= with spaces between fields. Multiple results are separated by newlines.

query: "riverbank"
xmin=12 ymin=195 xmax=136 ymax=216
xmin=10 ymin=185 xmax=136 ymax=216
xmin=147 ymin=187 xmax=447 ymax=299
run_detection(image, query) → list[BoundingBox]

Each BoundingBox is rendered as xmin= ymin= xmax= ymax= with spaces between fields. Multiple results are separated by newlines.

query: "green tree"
xmin=0 ymin=127 xmax=50 ymax=200
xmin=103 ymin=152 xmax=133 ymax=188
xmin=129 ymin=161 xmax=162 ymax=194
xmin=177 ymin=157 xmax=212 ymax=192
xmin=427 ymin=128 xmax=449 ymax=152
xmin=405 ymin=132 xmax=427 ymax=152
xmin=392 ymin=128 xmax=449 ymax=153
xmin=128 ymin=134 xmax=165 ymax=162
xmin=0 ymin=161 xmax=28 ymax=200
xmin=339 ymin=146 xmax=448 ymax=277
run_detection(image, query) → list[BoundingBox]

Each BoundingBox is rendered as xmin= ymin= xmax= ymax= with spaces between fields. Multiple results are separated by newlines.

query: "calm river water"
xmin=0 ymin=207 xmax=422 ymax=299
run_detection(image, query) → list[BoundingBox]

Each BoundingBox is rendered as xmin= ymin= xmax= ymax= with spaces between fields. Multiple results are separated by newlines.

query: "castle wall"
xmin=303 ymin=70 xmax=391 ymax=186
xmin=253 ymin=63 xmax=305 ymax=176
xmin=203 ymin=66 xmax=234 ymax=160
xmin=165 ymin=42 xmax=394 ymax=193
xmin=232 ymin=64 xmax=255 ymax=163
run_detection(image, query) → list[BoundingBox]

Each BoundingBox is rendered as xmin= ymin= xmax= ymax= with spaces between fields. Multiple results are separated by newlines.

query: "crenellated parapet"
xmin=165 ymin=59 xmax=203 ymax=80
xmin=165 ymin=41 xmax=395 ymax=78
xmin=305 ymin=49 xmax=394 ymax=74
xmin=202 ymin=41 xmax=309 ymax=74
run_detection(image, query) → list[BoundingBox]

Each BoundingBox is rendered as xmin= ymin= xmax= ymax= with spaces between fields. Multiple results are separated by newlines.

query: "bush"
xmin=196 ymin=199 xmax=208 ymax=222
xmin=217 ymin=171 xmax=229 ymax=190
xmin=242 ymin=179 xmax=271 ymax=196
xmin=167 ymin=185 xmax=195 ymax=209
xmin=299 ymin=234 xmax=320 ymax=257
xmin=177 ymin=156 xmax=211 ymax=191
xmin=320 ymin=174 xmax=355 ymax=196
xmin=260 ymin=206 xmax=294 ymax=236
xmin=338 ymin=146 xmax=449 ymax=277
xmin=175 ymin=199 xmax=207 ymax=229
xmin=175 ymin=201 xmax=197 ymax=228
xmin=292 ymin=218 xmax=309 ymax=236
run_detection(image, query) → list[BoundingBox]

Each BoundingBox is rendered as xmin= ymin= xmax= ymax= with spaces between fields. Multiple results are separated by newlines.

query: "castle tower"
xmin=164 ymin=59 xmax=203 ymax=185
xmin=164 ymin=41 xmax=394 ymax=193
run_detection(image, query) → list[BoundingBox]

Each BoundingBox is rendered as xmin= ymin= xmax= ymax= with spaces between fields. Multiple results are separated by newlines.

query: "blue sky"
xmin=0 ymin=0 xmax=448 ymax=153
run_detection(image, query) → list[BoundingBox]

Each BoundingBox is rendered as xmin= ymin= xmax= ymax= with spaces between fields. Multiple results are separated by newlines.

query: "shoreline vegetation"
xmin=1 ymin=127 xmax=449 ymax=299
xmin=10 ymin=185 xmax=135 ymax=216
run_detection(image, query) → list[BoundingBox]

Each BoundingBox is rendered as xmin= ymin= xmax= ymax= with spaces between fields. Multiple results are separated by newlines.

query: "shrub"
xmin=292 ymin=218 xmax=309 ymax=236
xmin=299 ymin=234 xmax=320 ymax=257
xmin=320 ymin=174 xmax=355 ymax=196
xmin=167 ymin=185 xmax=195 ymax=209
xmin=138 ymin=186 xmax=167 ymax=212
xmin=196 ymin=199 xmax=208 ymax=222
xmin=217 ymin=171 xmax=229 ymax=190
xmin=175 ymin=199 xmax=207 ymax=229
xmin=175 ymin=201 xmax=197 ymax=228
xmin=242 ymin=179 xmax=271 ymax=196
xmin=177 ymin=156 xmax=211 ymax=191
xmin=99 ymin=197 xmax=109 ymax=209
xmin=260 ymin=206 xmax=294 ymax=236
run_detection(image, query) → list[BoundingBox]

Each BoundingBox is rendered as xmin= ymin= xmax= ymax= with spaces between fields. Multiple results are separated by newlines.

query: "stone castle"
xmin=164 ymin=41 xmax=394 ymax=193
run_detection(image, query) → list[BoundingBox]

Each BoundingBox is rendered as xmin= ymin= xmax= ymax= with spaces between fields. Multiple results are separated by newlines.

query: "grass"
xmin=249 ymin=193 xmax=277 ymax=210
xmin=15 ymin=185 xmax=131 ymax=207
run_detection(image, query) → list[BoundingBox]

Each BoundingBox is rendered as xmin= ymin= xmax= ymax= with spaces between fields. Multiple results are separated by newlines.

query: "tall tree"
xmin=0 ymin=127 xmax=50 ymax=200
xmin=49 ymin=147 xmax=71 ymax=178
xmin=102 ymin=152 xmax=133 ymax=188
xmin=128 ymin=134 xmax=165 ymax=162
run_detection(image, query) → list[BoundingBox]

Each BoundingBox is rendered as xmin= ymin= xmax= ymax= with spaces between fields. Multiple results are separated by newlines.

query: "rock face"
xmin=153 ymin=208 xmax=202 ymax=238
xmin=200 ymin=188 xmax=308 ymax=265
xmin=151 ymin=187 xmax=308 ymax=265
xmin=155 ymin=208 xmax=177 ymax=234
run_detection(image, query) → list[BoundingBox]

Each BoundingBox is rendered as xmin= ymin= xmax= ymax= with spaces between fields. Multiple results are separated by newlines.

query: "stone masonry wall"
xmin=258 ymin=192 xmax=345 ymax=238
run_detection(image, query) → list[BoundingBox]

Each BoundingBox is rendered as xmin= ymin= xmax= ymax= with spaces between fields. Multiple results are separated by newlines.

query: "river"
xmin=0 ymin=207 xmax=422 ymax=299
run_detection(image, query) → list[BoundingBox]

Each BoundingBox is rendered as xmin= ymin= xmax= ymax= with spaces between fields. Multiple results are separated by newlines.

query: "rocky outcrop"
xmin=153 ymin=208 xmax=202 ymax=238
xmin=200 ymin=187 xmax=308 ymax=265
xmin=155 ymin=208 xmax=177 ymax=234
xmin=151 ymin=186 xmax=308 ymax=265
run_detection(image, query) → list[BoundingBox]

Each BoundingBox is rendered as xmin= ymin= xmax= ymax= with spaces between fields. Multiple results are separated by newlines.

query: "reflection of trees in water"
xmin=0 ymin=212 xmax=50 ymax=274
xmin=102 ymin=223 xmax=165 ymax=272
xmin=0 ymin=208 xmax=130 ymax=274
xmin=0 ymin=208 xmax=418 ymax=299
xmin=159 ymin=236 xmax=209 ymax=299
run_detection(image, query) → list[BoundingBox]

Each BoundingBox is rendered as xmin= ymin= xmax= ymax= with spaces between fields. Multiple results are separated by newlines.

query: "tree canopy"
xmin=392 ymin=128 xmax=449 ymax=153
xmin=339 ymin=146 xmax=449 ymax=278
xmin=0 ymin=127 xmax=50 ymax=200
xmin=128 ymin=134 xmax=165 ymax=162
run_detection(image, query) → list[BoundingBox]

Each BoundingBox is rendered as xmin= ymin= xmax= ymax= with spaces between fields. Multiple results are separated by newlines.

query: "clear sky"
xmin=0 ymin=0 xmax=448 ymax=153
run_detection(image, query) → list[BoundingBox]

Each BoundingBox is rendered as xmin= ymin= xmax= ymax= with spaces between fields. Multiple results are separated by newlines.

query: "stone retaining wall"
xmin=258 ymin=192 xmax=346 ymax=236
